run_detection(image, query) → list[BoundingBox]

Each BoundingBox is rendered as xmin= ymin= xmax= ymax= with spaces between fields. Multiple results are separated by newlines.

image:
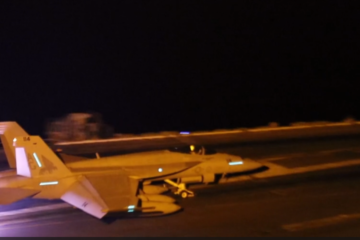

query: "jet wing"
xmin=0 ymin=188 xmax=40 ymax=205
xmin=83 ymin=171 xmax=139 ymax=211
xmin=61 ymin=171 xmax=139 ymax=219
xmin=121 ymin=161 xmax=201 ymax=179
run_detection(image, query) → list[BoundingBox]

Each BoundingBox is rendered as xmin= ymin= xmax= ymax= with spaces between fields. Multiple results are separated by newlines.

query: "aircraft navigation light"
xmin=33 ymin=153 xmax=42 ymax=167
xmin=158 ymin=168 xmax=163 ymax=172
xmin=229 ymin=161 xmax=243 ymax=166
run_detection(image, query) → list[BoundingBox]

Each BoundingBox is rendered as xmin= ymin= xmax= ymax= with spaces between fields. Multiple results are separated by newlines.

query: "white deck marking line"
xmin=0 ymin=217 xmax=93 ymax=231
xmin=282 ymin=213 xmax=360 ymax=232
xmin=0 ymin=221 xmax=65 ymax=231
xmin=0 ymin=217 xmax=58 ymax=227
xmin=0 ymin=212 xmax=79 ymax=228
xmin=0 ymin=203 xmax=71 ymax=217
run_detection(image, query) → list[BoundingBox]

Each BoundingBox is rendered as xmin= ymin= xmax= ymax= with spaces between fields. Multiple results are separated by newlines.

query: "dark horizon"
xmin=1 ymin=1 xmax=359 ymax=135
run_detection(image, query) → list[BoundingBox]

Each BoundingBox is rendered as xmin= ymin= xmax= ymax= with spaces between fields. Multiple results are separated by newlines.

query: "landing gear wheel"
xmin=164 ymin=179 xmax=195 ymax=198
xmin=180 ymin=191 xmax=188 ymax=198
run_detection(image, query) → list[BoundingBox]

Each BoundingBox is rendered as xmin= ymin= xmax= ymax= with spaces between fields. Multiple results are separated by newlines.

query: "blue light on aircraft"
xmin=33 ymin=153 xmax=42 ymax=167
xmin=158 ymin=168 xmax=163 ymax=172
xmin=180 ymin=132 xmax=190 ymax=134
xmin=229 ymin=161 xmax=243 ymax=166
xmin=40 ymin=181 xmax=58 ymax=186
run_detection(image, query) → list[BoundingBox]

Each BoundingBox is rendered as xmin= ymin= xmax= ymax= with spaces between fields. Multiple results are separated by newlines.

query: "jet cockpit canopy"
xmin=168 ymin=145 xmax=217 ymax=155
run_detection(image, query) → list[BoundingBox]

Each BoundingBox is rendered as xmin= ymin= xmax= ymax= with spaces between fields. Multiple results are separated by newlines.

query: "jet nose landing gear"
xmin=179 ymin=190 xmax=194 ymax=198
xmin=164 ymin=180 xmax=195 ymax=198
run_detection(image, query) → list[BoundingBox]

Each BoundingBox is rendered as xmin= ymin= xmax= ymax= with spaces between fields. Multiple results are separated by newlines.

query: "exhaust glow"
xmin=33 ymin=153 xmax=42 ymax=167
xmin=229 ymin=161 xmax=243 ymax=166
xmin=40 ymin=181 xmax=59 ymax=186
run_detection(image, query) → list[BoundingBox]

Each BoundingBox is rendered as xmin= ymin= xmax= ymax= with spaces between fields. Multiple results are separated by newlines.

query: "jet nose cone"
xmin=227 ymin=157 xmax=265 ymax=173
xmin=245 ymin=159 xmax=265 ymax=171
xmin=252 ymin=160 xmax=265 ymax=169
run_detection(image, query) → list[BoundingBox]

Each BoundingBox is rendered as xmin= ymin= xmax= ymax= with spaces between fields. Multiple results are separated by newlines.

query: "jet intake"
xmin=178 ymin=176 xmax=203 ymax=183
xmin=178 ymin=174 xmax=216 ymax=184
xmin=202 ymin=173 xmax=215 ymax=183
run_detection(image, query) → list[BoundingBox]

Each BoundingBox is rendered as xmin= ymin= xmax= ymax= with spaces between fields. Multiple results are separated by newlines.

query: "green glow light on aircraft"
xmin=40 ymin=181 xmax=59 ymax=186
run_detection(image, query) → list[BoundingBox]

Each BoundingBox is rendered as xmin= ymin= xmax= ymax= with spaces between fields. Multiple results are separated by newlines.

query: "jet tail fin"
xmin=0 ymin=122 xmax=29 ymax=168
xmin=14 ymin=136 xmax=71 ymax=178
xmin=0 ymin=188 xmax=40 ymax=204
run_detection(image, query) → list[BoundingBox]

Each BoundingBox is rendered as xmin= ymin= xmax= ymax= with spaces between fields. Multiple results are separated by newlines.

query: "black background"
xmin=1 ymin=1 xmax=358 ymax=135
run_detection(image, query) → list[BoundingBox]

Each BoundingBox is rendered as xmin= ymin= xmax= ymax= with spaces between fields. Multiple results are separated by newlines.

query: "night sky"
xmin=1 ymin=1 xmax=359 ymax=135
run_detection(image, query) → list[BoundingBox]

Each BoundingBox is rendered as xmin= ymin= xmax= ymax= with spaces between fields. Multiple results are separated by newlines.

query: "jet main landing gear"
xmin=164 ymin=179 xmax=195 ymax=198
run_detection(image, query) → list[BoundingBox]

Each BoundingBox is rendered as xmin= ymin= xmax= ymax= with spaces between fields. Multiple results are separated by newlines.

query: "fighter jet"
xmin=0 ymin=122 xmax=264 ymax=219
